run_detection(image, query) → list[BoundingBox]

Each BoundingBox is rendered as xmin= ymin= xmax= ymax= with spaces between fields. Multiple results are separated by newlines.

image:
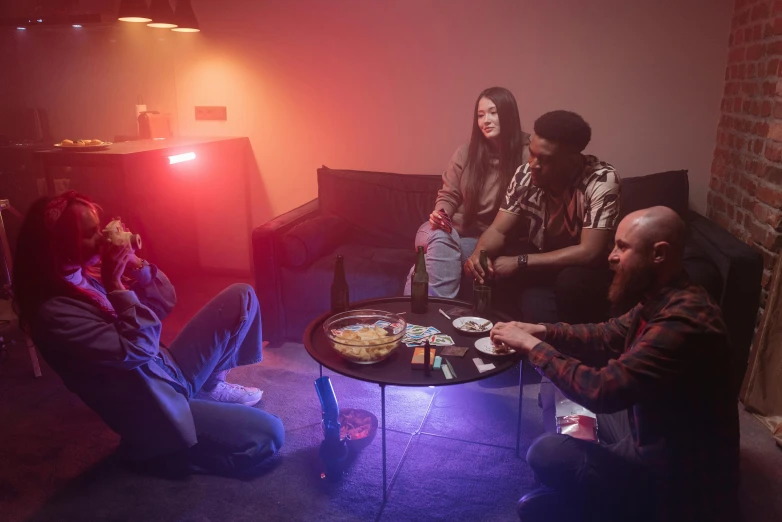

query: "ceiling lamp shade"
xmin=118 ymin=0 xmax=151 ymax=23
xmin=147 ymin=0 xmax=177 ymax=28
xmin=171 ymin=0 xmax=200 ymax=32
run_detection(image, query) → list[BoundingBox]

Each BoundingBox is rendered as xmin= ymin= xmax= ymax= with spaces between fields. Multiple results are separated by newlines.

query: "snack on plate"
xmin=58 ymin=138 xmax=104 ymax=147
xmin=339 ymin=409 xmax=374 ymax=440
xmin=493 ymin=340 xmax=512 ymax=354
xmin=331 ymin=324 xmax=397 ymax=362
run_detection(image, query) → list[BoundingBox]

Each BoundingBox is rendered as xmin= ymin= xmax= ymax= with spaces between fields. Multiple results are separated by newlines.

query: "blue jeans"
xmin=403 ymin=222 xmax=478 ymax=298
xmin=164 ymin=283 xmax=284 ymax=475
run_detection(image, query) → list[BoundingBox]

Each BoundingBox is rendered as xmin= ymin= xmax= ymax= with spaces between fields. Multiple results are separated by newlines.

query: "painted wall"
xmin=2 ymin=0 xmax=733 ymax=230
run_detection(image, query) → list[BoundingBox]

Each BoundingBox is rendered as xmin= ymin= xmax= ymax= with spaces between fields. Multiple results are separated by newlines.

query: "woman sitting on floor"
xmin=12 ymin=191 xmax=284 ymax=476
xmin=404 ymin=86 xmax=529 ymax=298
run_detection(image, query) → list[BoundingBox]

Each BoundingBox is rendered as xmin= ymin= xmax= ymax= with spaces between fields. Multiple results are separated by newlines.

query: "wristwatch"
xmin=517 ymin=254 xmax=529 ymax=269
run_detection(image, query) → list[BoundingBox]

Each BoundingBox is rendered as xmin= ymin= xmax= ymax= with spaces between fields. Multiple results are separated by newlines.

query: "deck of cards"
xmin=403 ymin=324 xmax=454 ymax=347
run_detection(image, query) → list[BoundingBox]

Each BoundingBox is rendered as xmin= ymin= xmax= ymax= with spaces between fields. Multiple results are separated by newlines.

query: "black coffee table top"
xmin=303 ymin=296 xmax=519 ymax=387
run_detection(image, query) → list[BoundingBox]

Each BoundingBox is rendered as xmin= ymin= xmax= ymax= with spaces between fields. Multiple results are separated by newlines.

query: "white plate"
xmin=54 ymin=142 xmax=112 ymax=151
xmin=474 ymin=336 xmax=516 ymax=356
xmin=452 ymin=316 xmax=493 ymax=334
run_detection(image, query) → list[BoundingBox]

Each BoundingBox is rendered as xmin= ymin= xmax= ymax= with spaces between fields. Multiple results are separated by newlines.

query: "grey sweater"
xmin=434 ymin=139 xmax=530 ymax=237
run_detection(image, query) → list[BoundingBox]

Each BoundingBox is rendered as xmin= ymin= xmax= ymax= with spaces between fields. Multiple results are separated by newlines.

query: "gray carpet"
xmin=1 ymin=334 xmax=544 ymax=522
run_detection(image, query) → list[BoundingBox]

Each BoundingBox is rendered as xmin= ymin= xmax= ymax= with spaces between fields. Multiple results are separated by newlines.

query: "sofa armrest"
xmin=688 ymin=211 xmax=763 ymax=396
xmin=280 ymin=214 xmax=351 ymax=269
xmin=252 ymin=199 xmax=320 ymax=342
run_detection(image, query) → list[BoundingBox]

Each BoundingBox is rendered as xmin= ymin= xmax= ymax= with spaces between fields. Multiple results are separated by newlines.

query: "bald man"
xmin=493 ymin=207 xmax=739 ymax=522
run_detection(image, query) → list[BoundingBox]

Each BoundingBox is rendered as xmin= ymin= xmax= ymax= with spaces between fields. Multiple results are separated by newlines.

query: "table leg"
xmin=516 ymin=360 xmax=524 ymax=457
xmin=319 ymin=363 xmax=323 ymax=379
xmin=381 ymin=383 xmax=387 ymax=502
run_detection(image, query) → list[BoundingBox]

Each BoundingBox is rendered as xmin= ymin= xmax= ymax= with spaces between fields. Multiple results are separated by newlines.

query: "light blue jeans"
xmin=403 ymin=222 xmax=478 ymax=298
xmin=164 ymin=284 xmax=285 ymax=475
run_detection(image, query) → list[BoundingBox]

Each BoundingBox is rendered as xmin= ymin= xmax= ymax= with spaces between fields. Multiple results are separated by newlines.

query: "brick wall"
xmin=709 ymin=0 xmax=782 ymax=315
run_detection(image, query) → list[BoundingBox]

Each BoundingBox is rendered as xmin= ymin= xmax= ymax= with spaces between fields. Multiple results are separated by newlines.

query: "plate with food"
xmin=54 ymin=139 xmax=112 ymax=151
xmin=474 ymin=336 xmax=516 ymax=356
xmin=452 ymin=316 xmax=493 ymax=334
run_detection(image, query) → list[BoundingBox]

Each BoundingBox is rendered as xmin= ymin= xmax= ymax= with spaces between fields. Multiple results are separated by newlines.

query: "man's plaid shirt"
xmin=529 ymin=276 xmax=740 ymax=521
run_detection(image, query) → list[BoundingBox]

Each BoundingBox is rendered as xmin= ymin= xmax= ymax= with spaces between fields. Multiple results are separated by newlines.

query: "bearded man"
xmin=492 ymin=206 xmax=740 ymax=522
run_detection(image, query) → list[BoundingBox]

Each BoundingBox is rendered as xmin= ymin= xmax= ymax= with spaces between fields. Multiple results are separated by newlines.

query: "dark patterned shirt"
xmin=500 ymin=155 xmax=621 ymax=251
xmin=529 ymin=276 xmax=740 ymax=521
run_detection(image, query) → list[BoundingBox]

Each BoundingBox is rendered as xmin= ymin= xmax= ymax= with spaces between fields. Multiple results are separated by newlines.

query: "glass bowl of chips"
xmin=324 ymin=309 xmax=406 ymax=364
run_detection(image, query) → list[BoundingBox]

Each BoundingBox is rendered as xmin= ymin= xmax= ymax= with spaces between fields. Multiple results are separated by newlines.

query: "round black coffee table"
xmin=303 ymin=296 xmax=525 ymax=500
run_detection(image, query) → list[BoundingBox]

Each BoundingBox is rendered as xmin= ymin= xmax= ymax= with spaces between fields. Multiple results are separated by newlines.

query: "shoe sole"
xmin=194 ymin=390 xmax=263 ymax=407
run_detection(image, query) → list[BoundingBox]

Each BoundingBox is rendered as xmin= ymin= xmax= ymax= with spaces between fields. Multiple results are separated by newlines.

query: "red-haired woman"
xmin=13 ymin=192 xmax=283 ymax=475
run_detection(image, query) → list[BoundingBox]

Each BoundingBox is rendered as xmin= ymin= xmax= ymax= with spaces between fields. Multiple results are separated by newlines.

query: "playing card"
xmin=441 ymin=346 xmax=469 ymax=357
xmin=428 ymin=334 xmax=454 ymax=346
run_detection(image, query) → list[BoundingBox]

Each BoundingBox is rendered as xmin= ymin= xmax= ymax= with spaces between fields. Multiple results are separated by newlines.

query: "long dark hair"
xmin=12 ymin=193 xmax=110 ymax=334
xmin=463 ymin=87 xmax=526 ymax=226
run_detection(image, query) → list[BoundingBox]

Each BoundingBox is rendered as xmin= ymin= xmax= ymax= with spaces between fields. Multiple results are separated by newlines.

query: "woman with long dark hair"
xmin=404 ymin=87 xmax=529 ymax=298
xmin=13 ymin=192 xmax=283 ymax=475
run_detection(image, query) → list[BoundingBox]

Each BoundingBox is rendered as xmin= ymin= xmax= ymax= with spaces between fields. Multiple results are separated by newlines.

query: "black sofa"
xmin=253 ymin=166 xmax=762 ymax=393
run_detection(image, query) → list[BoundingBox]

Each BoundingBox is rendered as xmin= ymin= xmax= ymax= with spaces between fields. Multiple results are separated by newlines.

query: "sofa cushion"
xmin=280 ymin=215 xmax=350 ymax=268
xmin=620 ymin=170 xmax=689 ymax=220
xmin=280 ymin=243 xmax=415 ymax=339
xmin=317 ymin=166 xmax=442 ymax=249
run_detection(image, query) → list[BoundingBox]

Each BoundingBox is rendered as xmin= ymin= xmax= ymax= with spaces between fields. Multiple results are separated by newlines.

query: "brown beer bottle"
xmin=331 ymin=255 xmax=349 ymax=313
xmin=411 ymin=246 xmax=429 ymax=314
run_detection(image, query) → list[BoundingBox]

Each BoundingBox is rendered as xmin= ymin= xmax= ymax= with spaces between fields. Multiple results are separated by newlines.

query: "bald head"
xmin=608 ymin=206 xmax=687 ymax=304
xmin=622 ymin=206 xmax=686 ymax=259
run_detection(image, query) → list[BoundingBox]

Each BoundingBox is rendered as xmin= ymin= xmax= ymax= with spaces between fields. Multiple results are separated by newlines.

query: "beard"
xmin=608 ymin=262 xmax=655 ymax=311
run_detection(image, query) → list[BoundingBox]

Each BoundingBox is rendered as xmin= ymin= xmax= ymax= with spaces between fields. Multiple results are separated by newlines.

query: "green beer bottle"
xmin=411 ymin=246 xmax=429 ymax=314
xmin=331 ymin=255 xmax=349 ymax=313
xmin=473 ymin=250 xmax=491 ymax=314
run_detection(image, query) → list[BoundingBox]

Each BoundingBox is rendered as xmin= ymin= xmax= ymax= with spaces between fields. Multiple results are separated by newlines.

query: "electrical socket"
xmin=195 ymin=106 xmax=227 ymax=121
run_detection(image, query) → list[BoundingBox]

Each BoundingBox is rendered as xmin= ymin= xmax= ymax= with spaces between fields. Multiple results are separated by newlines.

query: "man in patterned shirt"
xmin=492 ymin=206 xmax=739 ymax=522
xmin=464 ymin=110 xmax=621 ymax=327
xmin=465 ymin=110 xmax=621 ymax=433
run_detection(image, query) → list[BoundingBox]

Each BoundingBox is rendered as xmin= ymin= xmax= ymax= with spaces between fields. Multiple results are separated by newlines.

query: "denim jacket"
xmin=30 ymin=265 xmax=197 ymax=459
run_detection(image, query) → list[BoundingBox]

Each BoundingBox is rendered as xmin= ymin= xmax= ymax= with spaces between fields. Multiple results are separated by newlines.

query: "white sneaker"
xmin=197 ymin=381 xmax=263 ymax=406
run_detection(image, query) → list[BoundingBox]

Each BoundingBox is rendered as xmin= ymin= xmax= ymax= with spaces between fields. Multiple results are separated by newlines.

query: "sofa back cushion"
xmin=280 ymin=215 xmax=351 ymax=268
xmin=620 ymin=170 xmax=689 ymax=220
xmin=317 ymin=166 xmax=442 ymax=249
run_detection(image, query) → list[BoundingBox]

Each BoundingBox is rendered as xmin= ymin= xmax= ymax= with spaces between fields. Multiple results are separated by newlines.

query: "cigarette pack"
xmin=411 ymin=347 xmax=436 ymax=369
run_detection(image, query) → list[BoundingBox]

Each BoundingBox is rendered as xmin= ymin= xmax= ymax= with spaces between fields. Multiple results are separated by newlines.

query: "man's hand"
xmin=493 ymin=256 xmax=520 ymax=279
xmin=464 ymin=251 xmax=494 ymax=284
xmin=490 ymin=322 xmax=547 ymax=356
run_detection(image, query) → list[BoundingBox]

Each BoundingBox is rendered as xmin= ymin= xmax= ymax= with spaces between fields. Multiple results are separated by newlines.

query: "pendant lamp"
xmin=147 ymin=0 xmax=178 ymax=28
xmin=118 ymin=0 xmax=151 ymax=23
xmin=171 ymin=0 xmax=200 ymax=32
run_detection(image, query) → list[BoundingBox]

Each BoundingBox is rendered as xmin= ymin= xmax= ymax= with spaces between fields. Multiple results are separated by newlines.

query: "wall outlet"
xmin=195 ymin=106 xmax=227 ymax=121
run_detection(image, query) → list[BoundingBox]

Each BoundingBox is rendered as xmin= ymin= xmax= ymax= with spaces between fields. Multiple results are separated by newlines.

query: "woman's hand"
xmin=101 ymin=243 xmax=134 ymax=293
xmin=429 ymin=209 xmax=452 ymax=232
